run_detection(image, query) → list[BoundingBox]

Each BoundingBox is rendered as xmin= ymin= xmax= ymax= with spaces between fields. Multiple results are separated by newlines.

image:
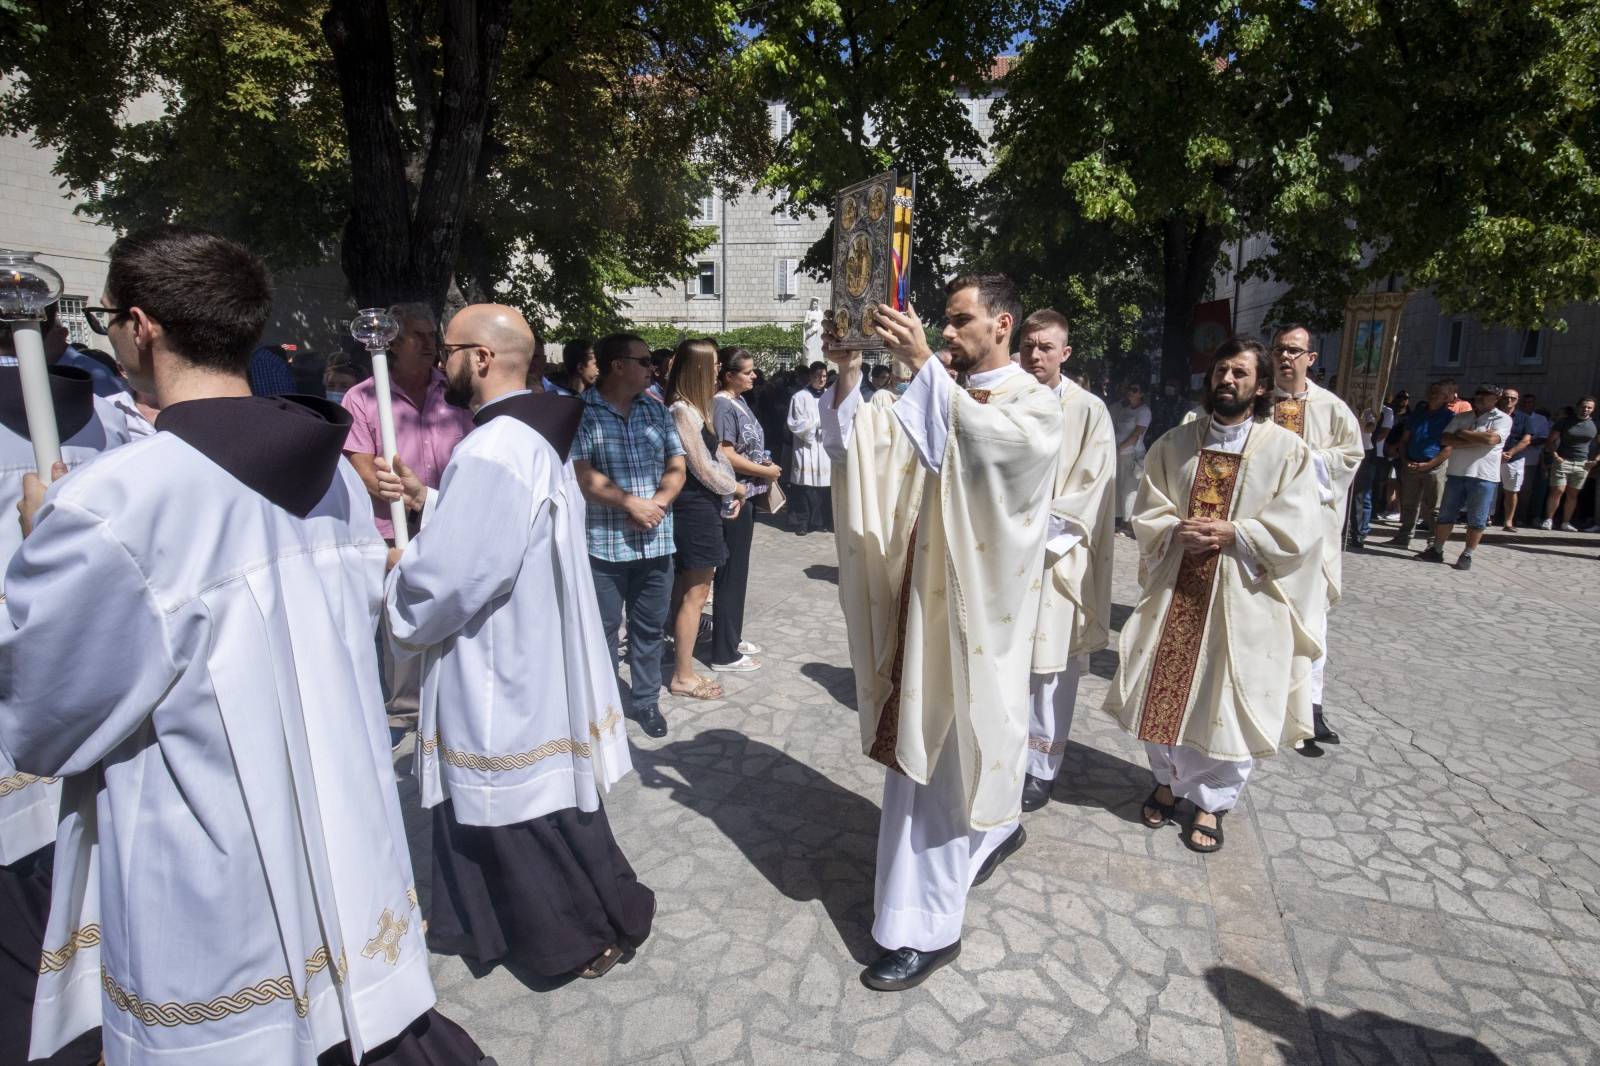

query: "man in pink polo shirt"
xmin=341 ymin=302 xmax=474 ymax=542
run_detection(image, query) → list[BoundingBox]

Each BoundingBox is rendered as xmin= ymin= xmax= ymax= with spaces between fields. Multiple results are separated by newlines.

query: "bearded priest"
xmin=1105 ymin=338 xmax=1325 ymax=855
xmin=1267 ymin=325 xmax=1362 ymax=756
xmin=822 ymin=275 xmax=1062 ymax=991
xmin=1013 ymin=310 xmax=1117 ymax=813
xmin=383 ymin=304 xmax=653 ymax=983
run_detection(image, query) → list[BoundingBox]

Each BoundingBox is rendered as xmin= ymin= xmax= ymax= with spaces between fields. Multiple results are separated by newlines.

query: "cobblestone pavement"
xmin=399 ymin=514 xmax=1600 ymax=1065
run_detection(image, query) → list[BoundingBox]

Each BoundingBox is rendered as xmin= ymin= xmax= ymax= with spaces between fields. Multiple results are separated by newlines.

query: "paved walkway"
xmin=401 ymin=515 xmax=1600 ymax=1065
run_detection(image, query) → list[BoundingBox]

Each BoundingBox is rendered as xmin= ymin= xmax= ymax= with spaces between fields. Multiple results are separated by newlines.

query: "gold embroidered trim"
xmin=1027 ymin=737 xmax=1067 ymax=756
xmin=102 ymin=966 xmax=308 ymax=1025
xmin=362 ymin=908 xmax=409 ymax=966
xmin=588 ymin=707 xmax=622 ymax=740
xmin=304 ymin=945 xmax=347 ymax=983
xmin=39 ymin=924 xmax=100 ymax=974
xmin=0 ymin=771 xmax=56 ymax=798
xmin=422 ymin=733 xmax=602 ymax=770
xmin=405 ymin=886 xmax=419 ymax=910
xmin=1272 ymin=398 xmax=1307 ymax=437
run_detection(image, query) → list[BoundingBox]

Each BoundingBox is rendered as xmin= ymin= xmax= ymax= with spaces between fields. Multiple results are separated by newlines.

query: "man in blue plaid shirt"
xmin=573 ymin=333 xmax=686 ymax=738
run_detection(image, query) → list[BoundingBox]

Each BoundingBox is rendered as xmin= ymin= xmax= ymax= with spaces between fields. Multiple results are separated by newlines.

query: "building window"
xmin=56 ymin=296 xmax=93 ymax=346
xmin=694 ymin=261 xmax=718 ymax=298
xmin=774 ymin=105 xmax=794 ymax=138
xmin=1435 ymin=317 xmax=1465 ymax=367
xmin=694 ymin=195 xmax=716 ymax=224
xmin=774 ymin=258 xmax=799 ymax=299
xmin=1515 ymin=328 xmax=1545 ymax=366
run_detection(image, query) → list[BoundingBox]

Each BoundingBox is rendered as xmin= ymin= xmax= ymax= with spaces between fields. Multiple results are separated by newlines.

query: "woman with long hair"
xmin=665 ymin=338 xmax=742 ymax=698
xmin=711 ymin=347 xmax=782 ymax=671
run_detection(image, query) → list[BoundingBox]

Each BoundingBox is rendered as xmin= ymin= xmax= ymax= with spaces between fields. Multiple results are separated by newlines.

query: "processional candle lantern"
xmin=350 ymin=307 xmax=410 ymax=548
xmin=0 ymin=250 xmax=65 ymax=480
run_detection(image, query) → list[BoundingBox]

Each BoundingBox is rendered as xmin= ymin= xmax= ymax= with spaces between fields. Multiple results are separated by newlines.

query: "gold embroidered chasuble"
xmin=1104 ymin=416 xmax=1326 ymax=760
xmin=833 ymin=371 xmax=1062 ymax=830
xmin=1031 ymin=380 xmax=1118 ymax=674
xmin=1272 ymin=381 xmax=1363 ymax=607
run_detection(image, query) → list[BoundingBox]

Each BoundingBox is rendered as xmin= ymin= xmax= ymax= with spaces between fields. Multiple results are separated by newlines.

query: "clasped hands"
xmin=1176 ymin=517 xmax=1236 ymax=557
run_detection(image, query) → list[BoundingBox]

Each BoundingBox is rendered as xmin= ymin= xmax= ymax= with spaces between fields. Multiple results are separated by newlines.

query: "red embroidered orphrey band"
xmin=1273 ymin=398 xmax=1306 ymax=437
xmin=1135 ymin=449 xmax=1243 ymax=746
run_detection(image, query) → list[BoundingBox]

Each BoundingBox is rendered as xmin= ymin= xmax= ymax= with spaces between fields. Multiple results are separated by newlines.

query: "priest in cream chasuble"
xmin=1105 ymin=339 xmax=1325 ymax=854
xmin=1267 ymin=325 xmax=1363 ymax=754
xmin=385 ymin=306 xmax=651 ymax=982
xmin=823 ymin=275 xmax=1061 ymax=992
xmin=1013 ymin=311 xmax=1118 ymax=814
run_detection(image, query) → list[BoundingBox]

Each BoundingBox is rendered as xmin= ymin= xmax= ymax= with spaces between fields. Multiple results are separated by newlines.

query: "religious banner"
xmin=1188 ymin=299 xmax=1232 ymax=374
xmin=1335 ymin=292 xmax=1410 ymax=424
xmin=830 ymin=169 xmax=914 ymax=351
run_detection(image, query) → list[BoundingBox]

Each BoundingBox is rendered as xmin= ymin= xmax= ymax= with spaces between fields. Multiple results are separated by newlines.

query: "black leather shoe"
xmin=860 ymin=941 xmax=961 ymax=991
xmin=1295 ymin=739 xmax=1325 ymax=758
xmin=629 ymin=705 xmax=668 ymax=738
xmin=1311 ymin=704 xmax=1340 ymax=745
xmin=971 ymin=825 xmax=1026 ymax=887
xmin=1020 ymin=774 xmax=1052 ymax=812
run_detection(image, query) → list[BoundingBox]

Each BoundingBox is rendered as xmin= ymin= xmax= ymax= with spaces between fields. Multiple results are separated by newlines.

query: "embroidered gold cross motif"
xmin=966 ymin=388 xmax=993 ymax=404
xmin=361 ymin=909 xmax=408 ymax=966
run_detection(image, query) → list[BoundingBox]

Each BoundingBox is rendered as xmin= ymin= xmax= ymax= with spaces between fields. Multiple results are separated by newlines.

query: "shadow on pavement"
xmin=1205 ymin=968 xmax=1510 ymax=1065
xmin=1051 ymin=740 xmax=1152 ymax=826
xmin=803 ymin=563 xmax=840 ymax=583
xmin=635 ymin=728 xmax=882 ymax=964
xmin=799 ymin=661 xmax=857 ymax=709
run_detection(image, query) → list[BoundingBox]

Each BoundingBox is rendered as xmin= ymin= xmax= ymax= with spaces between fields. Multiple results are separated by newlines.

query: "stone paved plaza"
xmin=399 ymin=516 xmax=1600 ymax=1065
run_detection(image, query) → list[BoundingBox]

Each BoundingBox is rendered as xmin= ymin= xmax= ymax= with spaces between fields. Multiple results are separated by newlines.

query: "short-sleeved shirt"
xmin=1444 ymin=407 xmax=1512 ymax=480
xmin=341 ymin=367 xmax=474 ymax=538
xmin=1502 ymin=409 xmax=1530 ymax=461
xmin=573 ymin=389 xmax=684 ymax=561
xmin=1551 ymin=416 xmax=1597 ymax=461
xmin=713 ymin=392 xmax=769 ymax=498
xmin=1108 ymin=401 xmax=1152 ymax=455
xmin=1404 ymin=406 xmax=1456 ymax=462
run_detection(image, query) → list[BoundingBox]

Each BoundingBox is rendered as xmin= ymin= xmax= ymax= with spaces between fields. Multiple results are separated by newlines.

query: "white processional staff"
xmin=0 ymin=250 xmax=65 ymax=481
xmin=350 ymin=307 xmax=410 ymax=548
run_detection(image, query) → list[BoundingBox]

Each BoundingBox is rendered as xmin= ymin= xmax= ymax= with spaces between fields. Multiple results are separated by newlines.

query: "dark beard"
xmin=443 ymin=365 xmax=474 ymax=409
xmin=1206 ymin=387 xmax=1254 ymax=419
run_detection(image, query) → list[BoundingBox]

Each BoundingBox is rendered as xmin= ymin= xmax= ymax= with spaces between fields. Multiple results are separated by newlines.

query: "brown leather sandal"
xmin=577 ymin=944 xmax=624 ymax=979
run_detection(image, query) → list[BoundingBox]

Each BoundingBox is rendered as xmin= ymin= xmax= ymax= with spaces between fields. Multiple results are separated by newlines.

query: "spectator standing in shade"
xmin=1419 ymin=384 xmax=1512 ymax=570
xmin=1384 ymin=380 xmax=1455 ymax=548
xmin=1539 ymin=396 xmax=1599 ymax=530
xmin=247 ymin=342 xmax=297 ymax=396
xmin=1107 ymin=382 xmax=1152 ymax=535
xmin=341 ymin=302 xmax=473 ymax=543
xmin=1496 ymin=387 xmax=1532 ymax=531
xmin=646 ymin=348 xmax=674 ymax=402
xmin=550 ymin=338 xmax=597 ymax=396
xmin=665 ymin=339 xmax=741 ymax=701
xmin=573 ymin=333 xmax=686 ymax=738
xmin=1517 ymin=393 xmax=1553 ymax=524
xmin=786 ymin=361 xmax=834 ymax=534
xmin=1378 ymin=390 xmax=1409 ymax=518
xmin=712 ymin=347 xmax=781 ymax=672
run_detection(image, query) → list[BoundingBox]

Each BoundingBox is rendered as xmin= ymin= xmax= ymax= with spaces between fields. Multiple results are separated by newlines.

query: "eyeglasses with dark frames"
xmin=438 ymin=342 xmax=493 ymax=358
xmin=84 ymin=306 xmax=127 ymax=335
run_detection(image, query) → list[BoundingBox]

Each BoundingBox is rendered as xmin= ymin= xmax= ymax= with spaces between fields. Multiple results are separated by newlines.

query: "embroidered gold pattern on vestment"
xmin=965 ymin=389 xmax=993 ymax=404
xmin=423 ymin=734 xmax=596 ymax=770
xmin=102 ymin=966 xmax=308 ymax=1025
xmin=1272 ymin=398 xmax=1306 ymax=437
xmin=869 ymin=521 xmax=920 ymax=774
xmin=39 ymin=924 xmax=99 ymax=974
xmin=405 ymin=886 xmax=419 ymax=910
xmin=0 ymin=771 xmax=56 ymax=797
xmin=1027 ymin=737 xmax=1067 ymax=755
xmin=1136 ymin=449 xmax=1242 ymax=746
xmin=588 ymin=707 xmax=622 ymax=740
xmin=362 ymin=908 xmax=409 ymax=965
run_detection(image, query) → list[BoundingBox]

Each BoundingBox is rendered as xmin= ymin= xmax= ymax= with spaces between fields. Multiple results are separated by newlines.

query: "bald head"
xmin=441 ymin=303 xmax=537 ymax=410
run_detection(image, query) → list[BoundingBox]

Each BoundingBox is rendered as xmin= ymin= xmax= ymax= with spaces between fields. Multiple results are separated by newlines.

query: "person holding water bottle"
xmin=713 ymin=347 xmax=780 ymax=673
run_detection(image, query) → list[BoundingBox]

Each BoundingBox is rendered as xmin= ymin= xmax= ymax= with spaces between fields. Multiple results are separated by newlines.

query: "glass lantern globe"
xmin=0 ymin=250 xmax=65 ymax=322
xmin=350 ymin=307 xmax=400 ymax=351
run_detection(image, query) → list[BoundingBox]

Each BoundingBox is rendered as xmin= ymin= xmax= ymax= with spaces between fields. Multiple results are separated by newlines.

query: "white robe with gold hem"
xmin=1273 ymin=381 xmax=1363 ymax=607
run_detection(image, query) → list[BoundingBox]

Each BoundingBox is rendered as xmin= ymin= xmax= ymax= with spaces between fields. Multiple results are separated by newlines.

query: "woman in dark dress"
xmin=666 ymin=338 xmax=743 ymax=699
xmin=712 ymin=347 xmax=783 ymax=672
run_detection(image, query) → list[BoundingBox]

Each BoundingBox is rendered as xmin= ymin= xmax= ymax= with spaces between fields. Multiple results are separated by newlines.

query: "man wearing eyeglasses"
xmin=1419 ymin=384 xmax=1512 ymax=569
xmin=1267 ymin=325 xmax=1363 ymax=756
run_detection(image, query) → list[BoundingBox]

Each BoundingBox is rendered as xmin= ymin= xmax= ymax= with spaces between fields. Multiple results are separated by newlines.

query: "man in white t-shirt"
xmin=1106 ymin=383 xmax=1152 ymax=533
xmin=1418 ymin=384 xmax=1512 ymax=571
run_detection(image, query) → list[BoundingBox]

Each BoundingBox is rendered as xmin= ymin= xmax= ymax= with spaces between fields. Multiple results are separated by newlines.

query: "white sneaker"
xmin=738 ymin=640 xmax=763 ymax=655
xmin=711 ymin=655 xmax=760 ymax=672
xmin=1538 ymin=519 xmax=1553 ymax=530
xmin=1560 ymin=522 xmax=1579 ymax=532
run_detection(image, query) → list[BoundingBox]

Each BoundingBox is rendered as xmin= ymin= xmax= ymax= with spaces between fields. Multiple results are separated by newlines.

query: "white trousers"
xmin=873 ymin=738 xmax=1019 ymax=951
xmin=1310 ymin=612 xmax=1327 ymax=707
xmin=1144 ymin=743 xmax=1253 ymax=814
xmin=1115 ymin=451 xmax=1143 ymax=520
xmin=1026 ymin=659 xmax=1084 ymax=780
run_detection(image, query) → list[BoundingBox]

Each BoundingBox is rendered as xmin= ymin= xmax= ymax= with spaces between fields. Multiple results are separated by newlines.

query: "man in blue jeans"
xmin=1420 ymin=384 xmax=1512 ymax=571
xmin=573 ymin=332 xmax=686 ymax=737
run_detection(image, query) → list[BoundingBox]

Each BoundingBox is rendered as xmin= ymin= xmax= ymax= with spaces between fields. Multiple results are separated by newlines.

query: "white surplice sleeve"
xmin=0 ymin=499 xmax=179 ymax=777
xmin=820 ymin=381 xmax=862 ymax=462
xmin=787 ymin=390 xmax=820 ymax=445
xmin=891 ymin=356 xmax=955 ymax=474
xmin=386 ymin=452 xmax=540 ymax=651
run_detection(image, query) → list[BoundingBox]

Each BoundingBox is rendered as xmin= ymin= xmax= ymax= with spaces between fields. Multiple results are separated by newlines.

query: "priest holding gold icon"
xmin=821 ymin=274 xmax=1061 ymax=991
xmin=1104 ymin=338 xmax=1325 ymax=855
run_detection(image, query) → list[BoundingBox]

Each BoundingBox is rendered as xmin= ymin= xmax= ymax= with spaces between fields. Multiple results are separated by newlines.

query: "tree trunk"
xmin=323 ymin=0 xmax=513 ymax=313
xmin=1159 ymin=215 xmax=1226 ymax=383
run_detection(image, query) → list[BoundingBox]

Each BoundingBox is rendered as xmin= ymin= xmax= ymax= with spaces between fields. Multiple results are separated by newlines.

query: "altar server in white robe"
xmin=384 ymin=304 xmax=652 ymax=982
xmin=1013 ymin=311 xmax=1117 ymax=813
xmin=0 ymin=225 xmax=483 ymax=1066
xmin=823 ymin=275 xmax=1061 ymax=991
xmin=1266 ymin=325 xmax=1363 ymax=756
xmin=785 ymin=362 xmax=834 ymax=533
xmin=1105 ymin=338 xmax=1324 ymax=855
xmin=0 ymin=363 xmax=135 ymax=1064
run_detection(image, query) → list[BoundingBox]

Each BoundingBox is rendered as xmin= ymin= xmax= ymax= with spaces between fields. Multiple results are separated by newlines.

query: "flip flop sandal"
xmin=577 ymin=944 xmax=624 ymax=979
xmin=1140 ymin=787 xmax=1176 ymax=828
xmin=670 ymin=679 xmax=724 ymax=701
xmin=1182 ymin=809 xmax=1226 ymax=854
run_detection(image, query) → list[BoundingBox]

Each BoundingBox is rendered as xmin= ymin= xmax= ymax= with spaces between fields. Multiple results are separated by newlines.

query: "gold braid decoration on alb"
xmin=438 ymin=736 xmax=592 ymax=771
xmin=1027 ymin=737 xmax=1067 ymax=756
xmin=588 ymin=707 xmax=622 ymax=740
xmin=0 ymin=772 xmax=57 ymax=798
xmin=102 ymin=966 xmax=309 ymax=1025
xmin=39 ymin=925 xmax=100 ymax=974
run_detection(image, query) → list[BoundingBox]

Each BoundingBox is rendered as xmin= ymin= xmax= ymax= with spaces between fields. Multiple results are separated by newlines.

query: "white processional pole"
xmin=0 ymin=251 xmax=66 ymax=480
xmin=350 ymin=307 xmax=409 ymax=548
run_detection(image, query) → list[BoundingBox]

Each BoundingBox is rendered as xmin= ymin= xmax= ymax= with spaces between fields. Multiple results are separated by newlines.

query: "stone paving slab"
xmin=400 ymin=514 xmax=1600 ymax=1065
